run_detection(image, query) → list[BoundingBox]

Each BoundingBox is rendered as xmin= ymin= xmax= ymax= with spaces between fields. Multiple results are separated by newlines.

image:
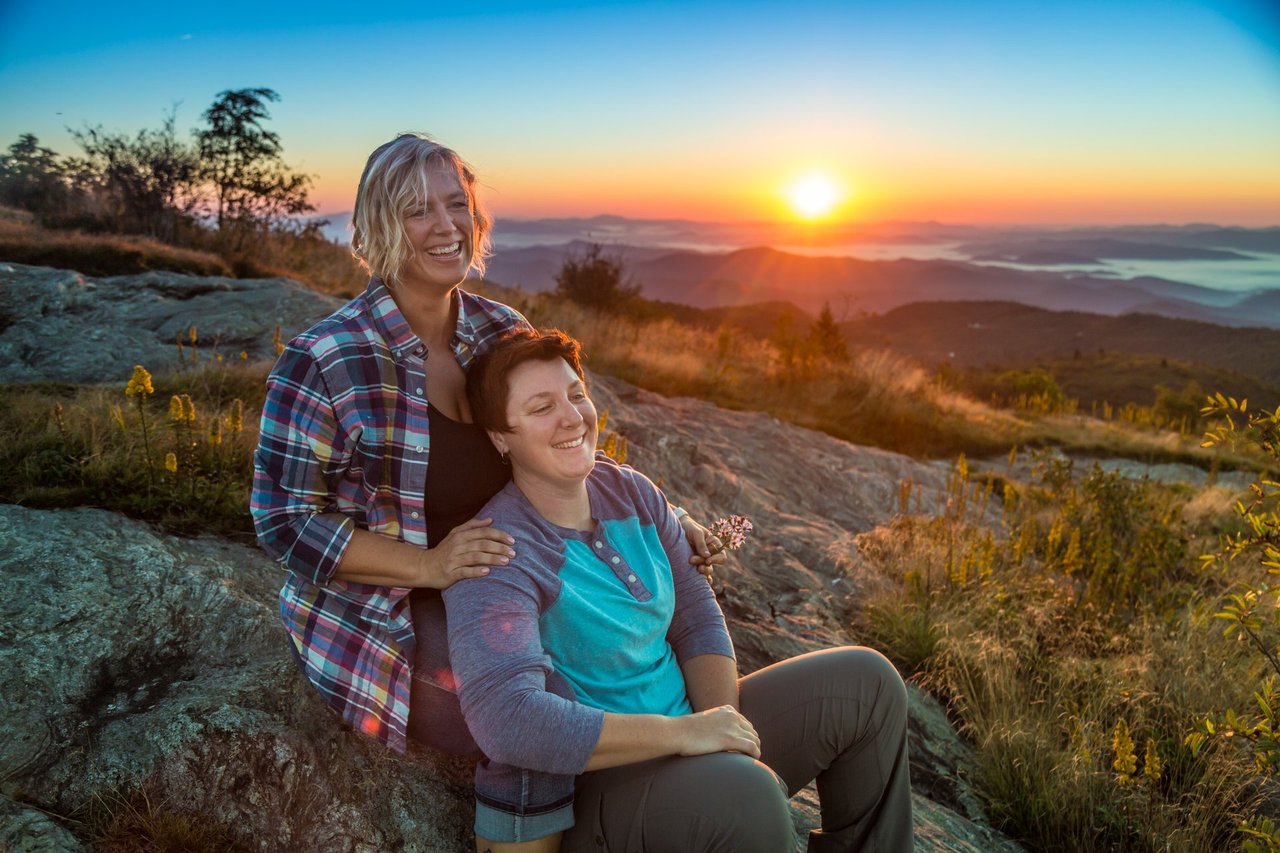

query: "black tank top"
xmin=422 ymin=401 xmax=512 ymax=548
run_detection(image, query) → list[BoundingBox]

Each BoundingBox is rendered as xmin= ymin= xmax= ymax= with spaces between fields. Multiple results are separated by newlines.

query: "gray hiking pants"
xmin=561 ymin=646 xmax=914 ymax=852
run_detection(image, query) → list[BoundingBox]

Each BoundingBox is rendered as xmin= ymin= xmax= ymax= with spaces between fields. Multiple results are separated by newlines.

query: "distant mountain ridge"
xmin=845 ymin=300 xmax=1280 ymax=393
xmin=483 ymin=241 xmax=1280 ymax=329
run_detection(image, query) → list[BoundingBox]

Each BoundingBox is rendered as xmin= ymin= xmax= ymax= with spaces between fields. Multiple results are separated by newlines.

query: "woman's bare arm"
xmin=583 ymin=704 xmax=759 ymax=771
xmin=681 ymin=653 xmax=740 ymax=712
xmin=333 ymin=519 xmax=516 ymax=588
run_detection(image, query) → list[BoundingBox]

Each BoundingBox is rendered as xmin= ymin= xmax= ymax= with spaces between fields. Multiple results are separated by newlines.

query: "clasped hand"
xmin=677 ymin=705 xmax=761 ymax=759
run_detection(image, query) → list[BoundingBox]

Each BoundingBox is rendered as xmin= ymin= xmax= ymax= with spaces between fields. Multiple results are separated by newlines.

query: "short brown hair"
xmin=468 ymin=329 xmax=585 ymax=432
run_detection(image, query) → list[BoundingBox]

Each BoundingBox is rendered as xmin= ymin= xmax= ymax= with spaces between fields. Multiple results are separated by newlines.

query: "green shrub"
xmin=854 ymin=454 xmax=1256 ymax=850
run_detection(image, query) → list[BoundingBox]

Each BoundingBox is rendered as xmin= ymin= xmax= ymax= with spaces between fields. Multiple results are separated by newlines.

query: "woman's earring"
xmin=499 ymin=451 xmax=510 ymax=466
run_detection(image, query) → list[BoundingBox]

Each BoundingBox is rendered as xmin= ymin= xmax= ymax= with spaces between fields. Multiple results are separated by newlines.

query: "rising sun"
xmin=786 ymin=173 xmax=843 ymax=220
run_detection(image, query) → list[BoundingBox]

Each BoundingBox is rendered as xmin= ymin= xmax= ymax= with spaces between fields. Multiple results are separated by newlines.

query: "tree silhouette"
xmin=196 ymin=88 xmax=313 ymax=250
xmin=0 ymin=134 xmax=71 ymax=218
xmin=554 ymin=243 xmax=640 ymax=312
xmin=809 ymin=301 xmax=849 ymax=362
xmin=71 ymin=109 xmax=201 ymax=241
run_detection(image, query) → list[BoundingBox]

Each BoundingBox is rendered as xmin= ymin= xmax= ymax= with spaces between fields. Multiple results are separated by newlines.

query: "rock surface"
xmin=0 ymin=265 xmax=1023 ymax=851
xmin=0 ymin=263 xmax=342 ymax=384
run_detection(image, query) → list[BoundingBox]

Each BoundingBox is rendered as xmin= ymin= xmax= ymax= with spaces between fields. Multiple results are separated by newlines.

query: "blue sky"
xmin=1 ymin=0 xmax=1278 ymax=224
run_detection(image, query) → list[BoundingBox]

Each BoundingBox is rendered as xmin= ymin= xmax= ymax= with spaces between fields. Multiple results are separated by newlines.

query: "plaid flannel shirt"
xmin=251 ymin=276 xmax=528 ymax=753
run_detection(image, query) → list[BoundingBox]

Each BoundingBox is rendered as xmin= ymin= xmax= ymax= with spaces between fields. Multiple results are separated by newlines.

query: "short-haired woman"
xmin=445 ymin=328 xmax=915 ymax=852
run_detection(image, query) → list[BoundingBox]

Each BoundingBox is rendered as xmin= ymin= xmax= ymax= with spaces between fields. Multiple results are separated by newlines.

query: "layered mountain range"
xmin=466 ymin=218 xmax=1280 ymax=328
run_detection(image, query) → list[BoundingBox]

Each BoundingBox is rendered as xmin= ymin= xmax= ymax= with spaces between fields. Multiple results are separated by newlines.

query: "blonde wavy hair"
xmin=351 ymin=133 xmax=493 ymax=284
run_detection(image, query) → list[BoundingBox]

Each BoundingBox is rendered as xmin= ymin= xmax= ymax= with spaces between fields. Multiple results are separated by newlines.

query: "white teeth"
xmin=427 ymin=242 xmax=460 ymax=256
xmin=553 ymin=436 xmax=585 ymax=449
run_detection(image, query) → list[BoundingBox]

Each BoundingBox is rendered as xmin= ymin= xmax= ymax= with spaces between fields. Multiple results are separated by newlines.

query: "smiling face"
xmin=489 ymin=357 xmax=598 ymax=490
xmin=396 ymin=157 xmax=475 ymax=294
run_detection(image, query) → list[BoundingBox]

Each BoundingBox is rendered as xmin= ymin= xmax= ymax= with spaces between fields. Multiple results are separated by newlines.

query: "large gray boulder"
xmin=0 ymin=504 xmax=475 ymax=852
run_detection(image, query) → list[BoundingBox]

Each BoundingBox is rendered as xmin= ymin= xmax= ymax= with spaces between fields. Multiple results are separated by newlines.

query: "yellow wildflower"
xmin=188 ymin=325 xmax=197 ymax=345
xmin=209 ymin=418 xmax=222 ymax=446
xmin=181 ymin=394 xmax=196 ymax=425
xmin=273 ymin=325 xmax=284 ymax=356
xmin=164 ymin=452 xmax=178 ymax=474
xmin=1062 ymin=529 xmax=1083 ymax=575
xmin=168 ymin=395 xmax=184 ymax=423
xmin=239 ymin=351 xmax=248 ymax=361
xmin=1112 ymin=719 xmax=1137 ymax=784
xmin=230 ymin=399 xmax=245 ymax=434
xmin=1143 ymin=737 xmax=1162 ymax=785
xmin=124 ymin=365 xmax=154 ymax=397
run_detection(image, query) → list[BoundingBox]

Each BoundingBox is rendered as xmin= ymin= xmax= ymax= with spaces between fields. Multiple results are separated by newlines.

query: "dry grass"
xmin=0 ymin=218 xmax=232 ymax=277
xmin=82 ymin=786 xmax=250 ymax=853
xmin=0 ymin=213 xmax=366 ymax=295
xmin=0 ymin=359 xmax=263 ymax=539
xmin=518 ymin=294 xmax=1023 ymax=459
xmin=852 ymin=459 xmax=1265 ymax=851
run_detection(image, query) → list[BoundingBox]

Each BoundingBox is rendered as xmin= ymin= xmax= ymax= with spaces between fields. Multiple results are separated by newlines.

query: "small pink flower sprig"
xmin=706 ymin=514 xmax=754 ymax=557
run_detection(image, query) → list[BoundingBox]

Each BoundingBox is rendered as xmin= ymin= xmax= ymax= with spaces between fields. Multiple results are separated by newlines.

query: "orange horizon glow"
xmin=308 ymin=163 xmax=1280 ymax=228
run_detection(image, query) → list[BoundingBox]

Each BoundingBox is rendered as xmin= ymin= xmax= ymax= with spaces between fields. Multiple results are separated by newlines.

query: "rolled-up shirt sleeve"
xmin=443 ymin=570 xmax=605 ymax=775
xmin=251 ymin=344 xmax=355 ymax=586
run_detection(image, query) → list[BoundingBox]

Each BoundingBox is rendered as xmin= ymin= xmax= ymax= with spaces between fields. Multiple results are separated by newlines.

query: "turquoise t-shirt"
xmin=442 ymin=455 xmax=735 ymax=775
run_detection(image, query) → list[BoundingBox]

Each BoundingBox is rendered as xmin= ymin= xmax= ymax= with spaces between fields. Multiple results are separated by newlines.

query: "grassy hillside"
xmin=846 ymin=300 xmax=1280 ymax=394
xmin=959 ymin=351 xmax=1280 ymax=415
xmin=0 ymin=214 xmax=233 ymax=278
xmin=0 ymin=209 xmax=365 ymax=296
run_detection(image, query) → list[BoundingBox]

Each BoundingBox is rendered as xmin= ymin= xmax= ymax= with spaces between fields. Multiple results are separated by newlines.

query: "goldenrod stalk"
xmin=125 ymin=365 xmax=156 ymax=493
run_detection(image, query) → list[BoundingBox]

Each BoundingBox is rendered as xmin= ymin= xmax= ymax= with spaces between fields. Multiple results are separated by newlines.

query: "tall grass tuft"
xmin=854 ymin=453 xmax=1262 ymax=850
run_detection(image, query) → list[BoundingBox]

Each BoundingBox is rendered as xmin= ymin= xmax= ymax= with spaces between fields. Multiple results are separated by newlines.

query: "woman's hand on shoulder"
xmin=673 ymin=705 xmax=761 ymax=759
xmin=679 ymin=514 xmax=729 ymax=578
xmin=418 ymin=518 xmax=517 ymax=589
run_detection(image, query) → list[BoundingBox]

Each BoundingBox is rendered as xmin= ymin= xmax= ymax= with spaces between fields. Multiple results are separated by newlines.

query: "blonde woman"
xmin=251 ymin=133 xmax=724 ymax=851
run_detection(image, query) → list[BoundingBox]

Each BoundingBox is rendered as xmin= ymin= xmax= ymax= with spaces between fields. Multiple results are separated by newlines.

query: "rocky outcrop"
xmin=0 ymin=263 xmax=342 ymax=384
xmin=0 ymin=504 xmax=475 ymax=852
xmin=0 ymin=264 xmax=1022 ymax=851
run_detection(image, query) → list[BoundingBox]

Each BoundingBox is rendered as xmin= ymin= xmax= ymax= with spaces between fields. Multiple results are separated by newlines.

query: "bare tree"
xmin=71 ymin=108 xmax=201 ymax=241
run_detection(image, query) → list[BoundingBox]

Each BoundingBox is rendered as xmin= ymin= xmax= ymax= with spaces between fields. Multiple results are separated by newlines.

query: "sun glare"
xmin=786 ymin=173 xmax=842 ymax=220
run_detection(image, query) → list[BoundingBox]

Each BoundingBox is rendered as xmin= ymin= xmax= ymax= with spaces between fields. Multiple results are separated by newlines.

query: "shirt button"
xmin=594 ymin=541 xmax=603 ymax=549
xmin=411 ymin=511 xmax=420 ymax=519
xmin=416 ymin=387 xmax=424 ymax=395
xmin=627 ymin=574 xmax=637 ymax=583
xmin=611 ymin=556 xmax=620 ymax=565
xmin=415 ymin=446 xmax=425 ymax=453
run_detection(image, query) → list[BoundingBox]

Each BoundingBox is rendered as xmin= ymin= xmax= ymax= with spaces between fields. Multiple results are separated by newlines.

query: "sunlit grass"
xmin=852 ymin=456 xmax=1265 ymax=850
xmin=0 ymin=359 xmax=264 ymax=539
xmin=0 ymin=217 xmax=232 ymax=277
xmin=0 ymin=210 xmax=365 ymax=296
